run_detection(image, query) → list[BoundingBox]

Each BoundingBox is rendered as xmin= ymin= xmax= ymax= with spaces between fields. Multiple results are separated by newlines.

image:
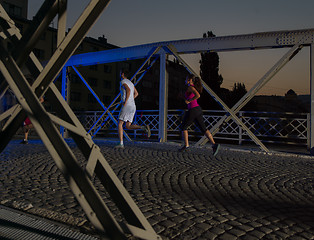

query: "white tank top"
xmin=120 ymin=79 xmax=135 ymax=106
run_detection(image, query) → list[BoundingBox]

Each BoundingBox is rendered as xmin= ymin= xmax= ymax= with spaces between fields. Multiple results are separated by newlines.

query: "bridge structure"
xmin=64 ymin=26 xmax=314 ymax=153
xmin=0 ymin=0 xmax=314 ymax=239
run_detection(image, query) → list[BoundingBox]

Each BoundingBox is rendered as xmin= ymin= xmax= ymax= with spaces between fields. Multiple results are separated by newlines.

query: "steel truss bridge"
xmin=0 ymin=0 xmax=314 ymax=239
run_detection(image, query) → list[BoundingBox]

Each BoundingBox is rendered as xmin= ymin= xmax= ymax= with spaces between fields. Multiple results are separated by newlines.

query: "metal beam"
xmin=196 ymin=44 xmax=303 ymax=146
xmin=158 ymin=48 xmax=168 ymax=142
xmin=70 ymin=66 xmax=132 ymax=140
xmin=310 ymin=44 xmax=314 ymax=155
xmin=0 ymin=1 xmax=161 ymax=239
xmin=165 ymin=45 xmax=269 ymax=152
xmin=87 ymin=47 xmax=161 ymax=138
xmin=65 ymin=29 xmax=314 ymax=67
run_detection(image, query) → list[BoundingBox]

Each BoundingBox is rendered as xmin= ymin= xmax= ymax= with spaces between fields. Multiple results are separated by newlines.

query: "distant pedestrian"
xmin=179 ymin=74 xmax=220 ymax=156
xmin=115 ymin=69 xmax=151 ymax=148
xmin=20 ymin=96 xmax=44 ymax=144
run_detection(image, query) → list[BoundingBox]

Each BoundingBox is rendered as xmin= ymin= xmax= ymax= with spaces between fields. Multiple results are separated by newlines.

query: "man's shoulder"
xmin=121 ymin=79 xmax=131 ymax=84
xmin=122 ymin=79 xmax=134 ymax=87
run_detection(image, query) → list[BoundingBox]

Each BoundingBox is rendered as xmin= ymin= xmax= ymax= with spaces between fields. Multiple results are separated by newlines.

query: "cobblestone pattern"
xmin=0 ymin=139 xmax=314 ymax=239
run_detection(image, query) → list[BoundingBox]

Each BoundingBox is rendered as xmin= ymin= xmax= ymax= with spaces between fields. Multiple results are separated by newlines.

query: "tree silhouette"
xmin=231 ymin=82 xmax=247 ymax=106
xmin=200 ymin=31 xmax=223 ymax=92
xmin=199 ymin=31 xmax=223 ymax=109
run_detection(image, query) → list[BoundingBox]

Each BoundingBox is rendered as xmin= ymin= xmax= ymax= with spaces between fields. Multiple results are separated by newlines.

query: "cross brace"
xmin=196 ymin=43 xmax=303 ymax=146
xmin=85 ymin=46 xmax=161 ymax=138
xmin=165 ymin=45 xmax=269 ymax=152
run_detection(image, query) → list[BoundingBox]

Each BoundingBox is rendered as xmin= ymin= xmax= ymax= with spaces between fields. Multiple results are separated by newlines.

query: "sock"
xmin=120 ymin=141 xmax=123 ymax=145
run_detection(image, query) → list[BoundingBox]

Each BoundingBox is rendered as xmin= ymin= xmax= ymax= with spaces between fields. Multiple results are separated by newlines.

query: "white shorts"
xmin=119 ymin=104 xmax=136 ymax=123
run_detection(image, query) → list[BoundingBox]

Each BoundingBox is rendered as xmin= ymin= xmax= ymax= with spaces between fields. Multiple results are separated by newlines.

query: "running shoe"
xmin=20 ymin=139 xmax=28 ymax=144
xmin=114 ymin=143 xmax=124 ymax=149
xmin=212 ymin=144 xmax=220 ymax=156
xmin=145 ymin=124 xmax=151 ymax=138
xmin=179 ymin=145 xmax=190 ymax=152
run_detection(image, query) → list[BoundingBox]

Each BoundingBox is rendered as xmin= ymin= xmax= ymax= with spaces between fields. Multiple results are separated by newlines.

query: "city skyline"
xmin=28 ymin=0 xmax=314 ymax=96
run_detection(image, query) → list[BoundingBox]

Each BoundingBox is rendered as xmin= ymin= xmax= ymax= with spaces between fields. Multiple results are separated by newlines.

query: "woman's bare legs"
xmin=182 ymin=130 xmax=189 ymax=147
xmin=204 ymin=130 xmax=215 ymax=144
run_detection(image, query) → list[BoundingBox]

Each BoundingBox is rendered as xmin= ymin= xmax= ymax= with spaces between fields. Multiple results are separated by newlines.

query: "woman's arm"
xmin=185 ymin=86 xmax=200 ymax=104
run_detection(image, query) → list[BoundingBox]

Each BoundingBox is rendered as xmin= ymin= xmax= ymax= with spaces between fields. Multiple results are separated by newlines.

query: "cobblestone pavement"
xmin=0 ymin=139 xmax=314 ymax=239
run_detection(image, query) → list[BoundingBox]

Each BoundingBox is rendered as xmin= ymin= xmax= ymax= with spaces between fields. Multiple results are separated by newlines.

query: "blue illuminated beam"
xmin=88 ymin=48 xmax=160 ymax=137
xmin=65 ymin=28 xmax=314 ymax=67
xmin=70 ymin=66 xmax=132 ymax=140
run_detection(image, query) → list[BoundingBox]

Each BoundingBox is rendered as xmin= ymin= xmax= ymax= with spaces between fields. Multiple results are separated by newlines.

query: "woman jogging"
xmin=179 ymin=74 xmax=220 ymax=156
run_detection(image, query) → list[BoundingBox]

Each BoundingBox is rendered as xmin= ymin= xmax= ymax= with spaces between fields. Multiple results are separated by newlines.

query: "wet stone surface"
xmin=0 ymin=139 xmax=314 ymax=239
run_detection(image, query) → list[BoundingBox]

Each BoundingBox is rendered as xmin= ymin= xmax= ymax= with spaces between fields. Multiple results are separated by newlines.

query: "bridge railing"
xmin=75 ymin=110 xmax=309 ymax=147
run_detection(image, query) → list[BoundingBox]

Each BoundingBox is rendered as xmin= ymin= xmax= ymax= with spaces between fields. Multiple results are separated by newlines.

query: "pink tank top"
xmin=185 ymin=91 xmax=199 ymax=109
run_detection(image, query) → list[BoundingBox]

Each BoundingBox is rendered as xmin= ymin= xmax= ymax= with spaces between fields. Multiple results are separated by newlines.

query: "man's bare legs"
xmin=118 ymin=120 xmax=124 ymax=144
xmin=116 ymin=120 xmax=151 ymax=148
xmin=125 ymin=121 xmax=142 ymax=130
xmin=20 ymin=124 xmax=33 ymax=144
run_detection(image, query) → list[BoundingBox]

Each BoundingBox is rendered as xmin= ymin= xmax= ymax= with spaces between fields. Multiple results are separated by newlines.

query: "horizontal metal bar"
xmin=66 ymin=28 xmax=314 ymax=67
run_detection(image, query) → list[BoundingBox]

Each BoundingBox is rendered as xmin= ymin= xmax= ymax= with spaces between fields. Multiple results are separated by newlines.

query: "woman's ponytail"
xmin=194 ymin=77 xmax=203 ymax=93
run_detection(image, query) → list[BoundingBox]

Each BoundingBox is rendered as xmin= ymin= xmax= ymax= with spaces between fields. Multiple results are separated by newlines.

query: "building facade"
xmin=1 ymin=1 xmax=190 ymax=113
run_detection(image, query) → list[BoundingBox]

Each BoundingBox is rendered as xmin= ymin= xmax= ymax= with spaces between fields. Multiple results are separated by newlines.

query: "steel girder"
xmin=164 ymin=45 xmax=269 ymax=151
xmin=195 ymin=44 xmax=303 ymax=147
xmin=83 ymin=46 xmax=161 ymax=138
xmin=65 ymin=28 xmax=314 ymax=67
xmin=0 ymin=1 xmax=160 ymax=239
xmin=310 ymin=44 xmax=314 ymax=154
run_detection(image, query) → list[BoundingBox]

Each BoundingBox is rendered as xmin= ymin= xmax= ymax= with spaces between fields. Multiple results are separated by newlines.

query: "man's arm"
xmin=123 ymin=83 xmax=130 ymax=105
xmin=134 ymin=87 xmax=138 ymax=99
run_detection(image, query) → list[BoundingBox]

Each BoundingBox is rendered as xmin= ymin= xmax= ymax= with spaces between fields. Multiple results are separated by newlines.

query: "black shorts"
xmin=180 ymin=106 xmax=207 ymax=134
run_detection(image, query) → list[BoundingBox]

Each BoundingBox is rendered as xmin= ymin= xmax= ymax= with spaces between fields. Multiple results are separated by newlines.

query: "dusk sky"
xmin=28 ymin=0 xmax=314 ymax=96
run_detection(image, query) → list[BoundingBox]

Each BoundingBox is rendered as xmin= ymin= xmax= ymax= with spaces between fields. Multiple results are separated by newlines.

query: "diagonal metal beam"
xmin=0 ymin=0 xmax=112 ymax=150
xmin=165 ymin=45 xmax=269 ymax=152
xmin=0 ymin=45 xmax=127 ymax=238
xmin=0 ymin=2 xmax=161 ymax=239
xmin=88 ymin=46 xmax=161 ymax=138
xmin=71 ymin=65 xmax=132 ymax=141
xmin=13 ymin=0 xmax=62 ymax=63
xmin=0 ymin=0 xmax=62 ymax=99
xmin=196 ymin=43 xmax=303 ymax=146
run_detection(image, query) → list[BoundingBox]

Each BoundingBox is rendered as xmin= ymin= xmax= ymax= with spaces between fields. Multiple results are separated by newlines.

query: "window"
xmin=89 ymin=65 xmax=98 ymax=71
xmin=70 ymin=74 xmax=81 ymax=84
xmin=103 ymin=65 xmax=112 ymax=73
xmin=88 ymin=77 xmax=97 ymax=87
xmin=70 ymin=92 xmax=81 ymax=102
xmin=3 ymin=2 xmax=22 ymax=17
xmin=103 ymin=80 xmax=111 ymax=89
xmin=121 ymin=62 xmax=131 ymax=71
xmin=88 ymin=94 xmax=97 ymax=103
xmin=142 ymin=81 xmax=152 ymax=88
xmin=91 ymin=46 xmax=99 ymax=52
xmin=103 ymin=95 xmax=111 ymax=103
